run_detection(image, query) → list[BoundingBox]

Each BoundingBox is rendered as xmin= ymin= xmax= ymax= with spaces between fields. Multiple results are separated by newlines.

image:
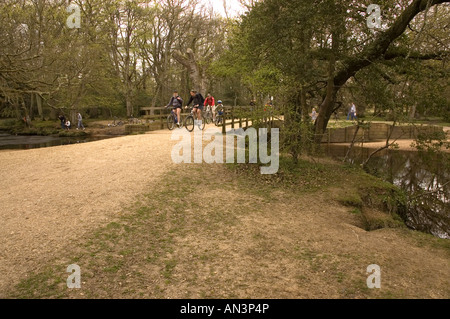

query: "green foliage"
xmin=413 ymin=130 xmax=450 ymax=154
xmin=280 ymin=106 xmax=316 ymax=163
xmin=0 ymin=0 xmax=231 ymax=122
xmin=213 ymin=0 xmax=450 ymax=150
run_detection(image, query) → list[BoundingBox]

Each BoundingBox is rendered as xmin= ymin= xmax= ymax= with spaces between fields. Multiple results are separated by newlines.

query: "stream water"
xmin=0 ymin=133 xmax=116 ymax=150
xmin=325 ymin=144 xmax=449 ymax=239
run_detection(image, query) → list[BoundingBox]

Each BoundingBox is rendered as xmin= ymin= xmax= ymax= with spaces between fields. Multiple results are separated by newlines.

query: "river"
xmin=325 ymin=144 xmax=449 ymax=239
xmin=0 ymin=133 xmax=116 ymax=150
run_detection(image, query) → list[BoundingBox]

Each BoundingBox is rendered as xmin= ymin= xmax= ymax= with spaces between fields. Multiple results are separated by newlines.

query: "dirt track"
xmin=0 ymin=131 xmax=176 ymax=295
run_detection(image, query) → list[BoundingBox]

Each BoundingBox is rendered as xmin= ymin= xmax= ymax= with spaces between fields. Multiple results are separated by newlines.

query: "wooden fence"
xmin=136 ymin=106 xmax=278 ymax=134
xmin=321 ymin=123 xmax=444 ymax=143
xmin=138 ymin=107 xmax=443 ymax=143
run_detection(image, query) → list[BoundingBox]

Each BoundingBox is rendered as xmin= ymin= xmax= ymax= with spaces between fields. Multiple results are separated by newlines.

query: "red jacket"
xmin=204 ymin=96 xmax=215 ymax=107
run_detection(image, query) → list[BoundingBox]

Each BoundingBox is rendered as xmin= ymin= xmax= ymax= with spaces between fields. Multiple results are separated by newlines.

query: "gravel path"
xmin=0 ymin=131 xmax=176 ymax=294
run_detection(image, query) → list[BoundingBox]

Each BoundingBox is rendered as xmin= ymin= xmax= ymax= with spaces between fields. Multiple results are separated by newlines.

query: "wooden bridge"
xmin=132 ymin=106 xmax=280 ymax=134
xmin=134 ymin=106 xmax=444 ymax=143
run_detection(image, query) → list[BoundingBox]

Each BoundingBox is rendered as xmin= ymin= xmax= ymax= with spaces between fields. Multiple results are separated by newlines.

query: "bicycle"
xmin=184 ymin=106 xmax=205 ymax=132
xmin=204 ymin=106 xmax=213 ymax=124
xmin=166 ymin=107 xmax=182 ymax=130
xmin=214 ymin=109 xmax=224 ymax=126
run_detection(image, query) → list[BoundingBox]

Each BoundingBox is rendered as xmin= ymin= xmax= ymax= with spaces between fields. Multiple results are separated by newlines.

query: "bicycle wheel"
xmin=184 ymin=115 xmax=195 ymax=132
xmin=205 ymin=112 xmax=212 ymax=124
xmin=199 ymin=116 xmax=206 ymax=130
xmin=215 ymin=115 xmax=222 ymax=127
xmin=167 ymin=114 xmax=175 ymax=130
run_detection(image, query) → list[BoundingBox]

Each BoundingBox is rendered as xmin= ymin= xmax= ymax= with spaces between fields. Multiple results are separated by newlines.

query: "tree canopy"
xmin=214 ymin=0 xmax=449 ymax=138
xmin=0 ymin=0 xmax=229 ymax=120
xmin=0 ymin=0 xmax=448 ymax=127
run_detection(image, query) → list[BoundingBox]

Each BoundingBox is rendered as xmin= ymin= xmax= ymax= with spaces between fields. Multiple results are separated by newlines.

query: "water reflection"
xmin=325 ymin=145 xmax=450 ymax=239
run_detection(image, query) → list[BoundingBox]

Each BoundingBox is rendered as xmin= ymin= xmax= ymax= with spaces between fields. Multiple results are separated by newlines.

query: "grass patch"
xmin=337 ymin=193 xmax=363 ymax=208
xmin=11 ymin=266 xmax=66 ymax=299
xmin=227 ymin=155 xmax=345 ymax=193
xmin=5 ymin=157 xmax=448 ymax=299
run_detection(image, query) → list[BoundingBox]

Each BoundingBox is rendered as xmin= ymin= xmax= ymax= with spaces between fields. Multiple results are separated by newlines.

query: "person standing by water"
xmin=58 ymin=114 xmax=66 ymax=130
xmin=310 ymin=107 xmax=318 ymax=122
xmin=77 ymin=113 xmax=85 ymax=130
xmin=347 ymin=103 xmax=357 ymax=121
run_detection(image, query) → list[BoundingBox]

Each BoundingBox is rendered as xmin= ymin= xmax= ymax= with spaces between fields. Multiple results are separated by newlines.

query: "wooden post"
xmin=246 ymin=108 xmax=249 ymax=129
xmin=231 ymin=106 xmax=235 ymax=129
xmin=222 ymin=108 xmax=226 ymax=134
xmin=239 ymin=107 xmax=243 ymax=128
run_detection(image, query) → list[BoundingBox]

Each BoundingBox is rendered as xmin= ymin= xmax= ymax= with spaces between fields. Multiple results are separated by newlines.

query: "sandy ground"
xmin=332 ymin=139 xmax=420 ymax=152
xmin=331 ymin=126 xmax=450 ymax=152
xmin=334 ymin=138 xmax=449 ymax=152
xmin=0 ymin=126 xmax=448 ymax=297
xmin=0 ymin=130 xmax=177 ymax=295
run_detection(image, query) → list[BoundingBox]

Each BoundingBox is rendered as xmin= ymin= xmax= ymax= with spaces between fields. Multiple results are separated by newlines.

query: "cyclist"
xmin=216 ymin=100 xmax=224 ymax=124
xmin=204 ymin=93 xmax=215 ymax=121
xmin=166 ymin=91 xmax=183 ymax=127
xmin=186 ymin=90 xmax=205 ymax=129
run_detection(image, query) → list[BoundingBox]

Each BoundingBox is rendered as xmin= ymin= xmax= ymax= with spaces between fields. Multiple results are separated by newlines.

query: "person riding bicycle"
xmin=186 ymin=90 xmax=205 ymax=129
xmin=166 ymin=91 xmax=183 ymax=127
xmin=216 ymin=100 xmax=224 ymax=124
xmin=204 ymin=93 xmax=215 ymax=121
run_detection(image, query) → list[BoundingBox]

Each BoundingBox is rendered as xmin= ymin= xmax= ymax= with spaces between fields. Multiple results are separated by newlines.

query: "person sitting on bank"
xmin=65 ymin=120 xmax=71 ymax=130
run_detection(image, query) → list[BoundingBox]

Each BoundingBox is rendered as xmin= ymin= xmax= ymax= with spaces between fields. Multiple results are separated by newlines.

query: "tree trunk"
xmin=126 ymin=93 xmax=133 ymax=117
xmin=173 ymin=49 xmax=206 ymax=95
xmin=36 ymin=94 xmax=43 ymax=120
xmin=315 ymin=30 xmax=338 ymax=143
xmin=300 ymin=86 xmax=308 ymax=123
xmin=409 ymin=103 xmax=417 ymax=119
xmin=30 ymin=93 xmax=35 ymax=121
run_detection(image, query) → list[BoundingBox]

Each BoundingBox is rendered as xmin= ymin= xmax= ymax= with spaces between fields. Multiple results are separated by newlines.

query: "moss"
xmin=361 ymin=208 xmax=406 ymax=231
xmin=337 ymin=193 xmax=363 ymax=208
xmin=333 ymin=168 xmax=409 ymax=231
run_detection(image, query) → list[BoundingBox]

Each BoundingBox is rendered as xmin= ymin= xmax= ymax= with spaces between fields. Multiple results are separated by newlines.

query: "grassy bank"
xmin=0 ymin=119 xmax=91 ymax=137
xmin=5 ymin=156 xmax=449 ymax=299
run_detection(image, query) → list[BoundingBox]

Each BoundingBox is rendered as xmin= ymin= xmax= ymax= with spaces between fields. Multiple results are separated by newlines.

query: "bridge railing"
xmin=139 ymin=105 xmax=282 ymax=132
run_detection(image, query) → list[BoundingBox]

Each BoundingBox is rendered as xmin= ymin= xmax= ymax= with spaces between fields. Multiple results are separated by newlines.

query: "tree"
xmin=216 ymin=0 xmax=449 ymax=144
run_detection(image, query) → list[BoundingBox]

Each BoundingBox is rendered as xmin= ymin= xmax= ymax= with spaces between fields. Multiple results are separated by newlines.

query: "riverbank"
xmin=333 ymin=139 xmax=450 ymax=152
xmin=0 ymin=119 xmax=127 ymax=138
xmin=0 ymin=130 xmax=448 ymax=298
xmin=330 ymin=126 xmax=449 ymax=152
